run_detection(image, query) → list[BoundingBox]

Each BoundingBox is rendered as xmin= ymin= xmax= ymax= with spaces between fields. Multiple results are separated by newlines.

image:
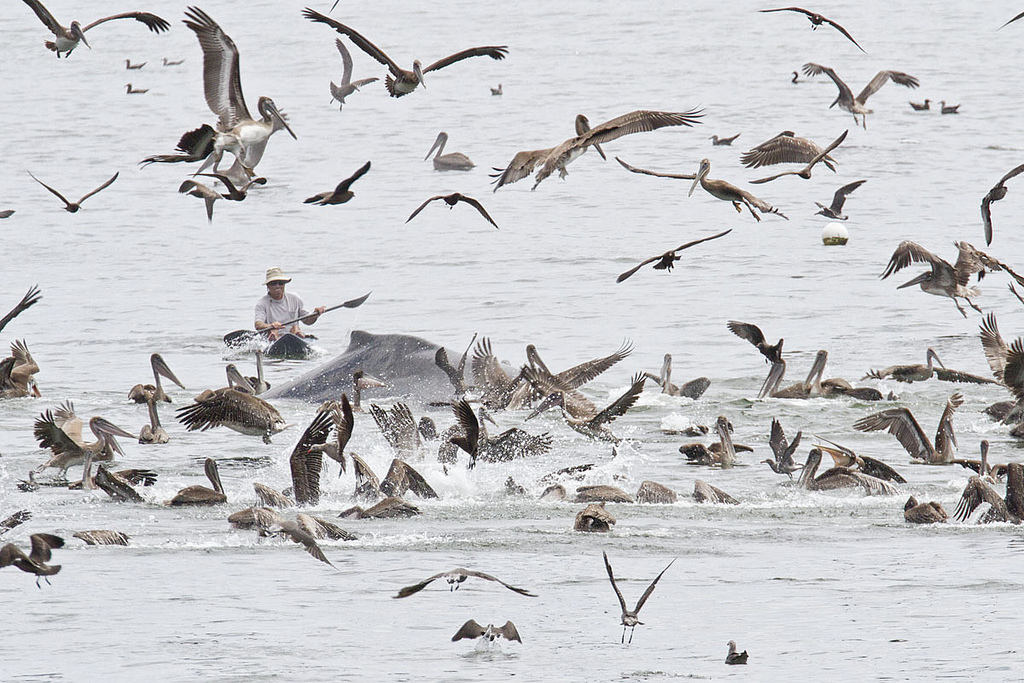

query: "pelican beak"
xmin=267 ymin=102 xmax=297 ymax=140
xmin=897 ymin=272 xmax=930 ymax=289
xmin=72 ymin=23 xmax=90 ymax=49
xmin=413 ymin=60 xmax=425 ymax=88
xmin=424 ymin=132 xmax=444 ymax=161
xmin=30 ymin=378 xmax=41 ymax=398
xmin=688 ymin=160 xmax=707 ymax=197
xmin=153 ymin=353 xmax=186 ymax=389
xmin=928 ymin=348 xmax=946 ymax=369
xmin=525 ymin=393 xmax=560 ymax=421
xmin=829 ymin=96 xmax=839 ymax=109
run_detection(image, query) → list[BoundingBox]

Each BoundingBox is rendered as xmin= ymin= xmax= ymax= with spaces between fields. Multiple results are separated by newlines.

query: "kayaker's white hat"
xmin=264 ymin=267 xmax=291 ymax=285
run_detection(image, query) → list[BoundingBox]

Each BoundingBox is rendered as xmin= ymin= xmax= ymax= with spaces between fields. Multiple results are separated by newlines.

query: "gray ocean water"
xmin=2 ymin=0 xmax=1024 ymax=680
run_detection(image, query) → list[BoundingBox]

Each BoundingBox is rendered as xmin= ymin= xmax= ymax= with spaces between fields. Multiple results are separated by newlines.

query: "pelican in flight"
xmin=303 ymin=9 xmax=507 ymax=97
xmin=690 ymin=159 xmax=788 ymax=220
xmin=880 ymin=241 xmax=985 ymax=317
xmin=20 ymin=1 xmax=170 ymax=57
xmin=184 ymin=7 xmax=296 ymax=176
xmin=740 ymin=130 xmax=839 ymax=170
xmin=330 ymin=38 xmax=378 ymax=110
xmin=493 ymin=109 xmax=703 ymax=191
xmin=0 ymin=287 xmax=40 ymax=340
xmin=981 ymin=163 xmax=1024 ymax=246
xmin=802 ymin=63 xmax=919 ymax=128
xmin=864 ymin=347 xmax=995 ymax=384
xmin=425 ymin=132 xmax=474 ymax=171
xmin=854 ymin=392 xmax=964 ymax=464
xmin=749 ymin=130 xmax=848 ymax=184
xmin=815 ymin=179 xmax=866 ymax=220
xmin=759 ymin=7 xmax=866 ymax=53
xmin=176 ymin=386 xmax=287 ymax=443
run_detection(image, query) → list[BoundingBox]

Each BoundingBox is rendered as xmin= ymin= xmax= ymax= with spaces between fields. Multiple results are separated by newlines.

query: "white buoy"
xmin=822 ymin=223 xmax=849 ymax=245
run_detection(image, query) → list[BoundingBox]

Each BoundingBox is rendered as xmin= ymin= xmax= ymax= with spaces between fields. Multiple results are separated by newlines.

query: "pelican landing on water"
xmin=881 ymin=241 xmax=991 ymax=317
xmin=802 ymin=63 xmax=919 ymax=129
xmin=20 ymin=0 xmax=170 ymax=57
xmin=690 ymin=159 xmax=788 ymax=221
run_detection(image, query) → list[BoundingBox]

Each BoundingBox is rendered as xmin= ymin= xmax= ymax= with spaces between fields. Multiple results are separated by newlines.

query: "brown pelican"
xmin=73 ymin=530 xmax=129 ymax=545
xmin=881 ymin=241 xmax=988 ymax=317
xmin=953 ymin=462 xmax=1024 ymax=524
xmin=940 ymin=101 xmax=960 ymax=115
xmin=952 ymin=440 xmax=1007 ymax=482
xmin=814 ymin=438 xmax=906 ymax=482
xmin=452 ymin=620 xmax=521 ymax=644
xmin=523 ymin=341 xmax=634 ymax=406
xmin=302 ymin=9 xmax=507 ymax=97
xmin=750 ymin=130 xmax=848 ymax=184
xmin=493 ymin=109 xmax=703 ymax=191
xmin=20 ymin=1 xmax=170 ymax=57
xmin=689 ymin=159 xmax=788 ymax=220
xmin=603 ymin=552 xmax=674 ymax=644
xmin=340 ymin=496 xmax=420 ymax=519
xmin=289 ymin=406 xmax=335 ymax=506
xmin=452 ymin=399 xmax=552 ymax=466
xmin=854 ymin=392 xmax=964 ymax=464
xmin=726 ymin=640 xmax=749 ymax=665
xmin=246 ymin=507 xmax=334 ymax=566
xmin=710 ymin=134 xmax=740 ymax=146
xmin=28 ymin=171 xmax=118 ymax=213
xmin=352 ymin=370 xmax=387 ymax=410
xmin=865 ymin=348 xmax=995 ymax=384
xmin=369 ymin=403 xmax=423 ymax=456
xmin=138 ymin=398 xmax=168 ymax=444
xmin=125 ymin=59 xmax=145 ymax=69
xmin=184 ymin=7 xmax=296 ymax=176
xmin=307 ymin=395 xmax=353 ymax=473
xmin=636 ymin=481 xmax=677 ymax=504
xmin=304 ymin=161 xmax=371 ymax=205
xmin=168 ymin=458 xmax=227 ymax=506
xmin=760 ymin=7 xmax=865 ymax=52
xmin=740 ymin=130 xmax=839 ymax=170
xmin=0 ymin=511 xmax=32 ymax=537
xmin=395 ymin=568 xmax=536 ymax=598
xmin=162 ymin=57 xmax=183 ymax=66
xmin=330 ymin=38 xmax=378 ymax=109
xmin=802 ymin=63 xmax=919 ymax=128
xmin=728 ymin=321 xmax=784 ymax=364
xmin=34 ymin=402 xmax=135 ymax=477
xmin=0 ymin=533 xmax=63 ymax=587
xmin=979 ymin=315 xmax=1024 ymax=423
xmin=760 ymin=351 xmax=828 ymax=400
xmin=125 ymin=83 xmax=148 ymax=94
xmin=763 ymin=418 xmax=802 ymax=478
xmin=816 ymin=179 xmax=866 ymax=220
xmin=527 ymin=374 xmax=646 ymax=444
xmin=0 ymin=341 xmax=41 ymax=398
xmin=295 ymin=513 xmax=356 ymax=542
xmin=981 ymin=163 xmax=1024 ymax=245
xmin=643 ymin=353 xmax=711 ymax=399
xmin=693 ymin=480 xmax=739 ymax=504
xmin=406 ymin=193 xmax=499 ymax=229
xmin=425 ymin=132 xmax=474 ymax=171
xmin=680 ymin=415 xmax=739 ymax=467
xmin=575 ymin=485 xmax=634 ymax=503
xmin=616 ymin=229 xmax=732 ymax=283
xmin=797 ymin=449 xmax=898 ymax=493
xmin=128 ymin=353 xmax=185 ymax=403
xmin=379 ymin=459 xmax=437 ymax=500
xmin=904 ymin=496 xmax=947 ymax=524
xmin=226 ymin=350 xmax=270 ymax=395
xmin=909 ymin=99 xmax=931 ymax=111
xmin=575 ymin=502 xmax=615 ymax=531
xmin=469 ymin=338 xmax=532 ymax=410
xmin=176 ymin=387 xmax=287 ymax=443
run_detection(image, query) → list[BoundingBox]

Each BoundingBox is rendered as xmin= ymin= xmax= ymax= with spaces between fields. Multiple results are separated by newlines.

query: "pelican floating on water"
xmin=330 ymin=38 xmax=379 ymax=109
xmin=689 ymin=159 xmax=788 ymax=220
xmin=798 ymin=449 xmax=898 ymax=494
xmin=865 ymin=347 xmax=995 ymax=384
xmin=904 ymin=496 xmax=948 ymax=524
xmin=129 ymin=353 xmax=185 ymax=403
xmin=643 ymin=353 xmax=711 ymax=399
xmin=425 ymin=132 xmax=474 ymax=171
xmin=138 ymin=398 xmax=168 ymax=444
xmin=802 ymin=63 xmax=919 ymax=128
xmin=21 ymin=0 xmax=170 ymax=57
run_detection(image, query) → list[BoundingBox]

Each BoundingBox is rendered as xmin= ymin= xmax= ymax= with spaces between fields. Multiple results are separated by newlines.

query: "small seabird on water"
xmin=726 ymin=640 xmax=749 ymax=664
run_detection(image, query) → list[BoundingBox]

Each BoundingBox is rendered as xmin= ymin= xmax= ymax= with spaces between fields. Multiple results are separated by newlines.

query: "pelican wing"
xmin=802 ymin=62 xmax=854 ymax=103
xmin=22 ymin=0 xmax=62 ymax=35
xmin=289 ymin=407 xmax=333 ymax=505
xmin=490 ymin=148 xmax=553 ymax=190
xmin=580 ymin=109 xmax=704 ymax=148
xmin=556 ymin=341 xmax=633 ymax=390
xmin=422 ymin=46 xmax=508 ymax=73
xmin=28 ymin=533 xmax=63 ymax=564
xmin=855 ymin=70 xmax=919 ymax=104
xmin=435 ymin=347 xmax=464 ymax=393
xmin=954 ymin=477 xmax=1008 ymax=522
xmin=302 ymin=9 xmax=403 ymax=75
xmin=1000 ymin=10 xmax=1024 ymax=29
xmin=471 ymin=337 xmax=511 ymax=393
xmin=370 ymin=403 xmax=420 ymax=455
xmin=932 ymin=367 xmax=997 ymax=384
xmin=82 ymin=12 xmax=170 ymax=33
xmin=405 ymin=195 xmax=444 ymax=223
xmin=451 ymin=399 xmax=480 ymax=455
xmin=633 ymin=558 xmax=675 ymax=613
xmin=175 ymin=388 xmax=282 ymax=432
xmin=727 ymin=320 xmax=768 ymax=347
xmin=740 ymin=131 xmax=825 ymax=168
xmin=1002 ymin=339 xmax=1024 ymax=402
xmin=590 ymin=374 xmax=645 ymax=426
xmin=0 ymin=286 xmax=41 ymax=335
xmin=34 ymin=410 xmax=83 ymax=456
xmin=183 ymin=7 xmax=251 ymax=129
xmin=457 ymin=195 xmax=499 ymax=229
xmin=76 ymin=172 xmax=119 ymax=205
xmin=616 ymin=156 xmax=696 ymax=180
xmin=9 ymin=341 xmax=39 ymax=384
xmin=820 ymin=17 xmax=866 ymax=53
xmin=853 ymin=407 xmax=933 ymax=460
xmin=350 ymin=454 xmax=380 ymax=498
xmin=880 ymin=241 xmax=946 ymax=280
xmin=979 ymin=314 xmax=1008 ymax=381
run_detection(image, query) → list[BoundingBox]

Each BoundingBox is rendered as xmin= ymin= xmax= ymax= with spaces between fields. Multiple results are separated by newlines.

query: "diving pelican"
xmin=406 ymin=193 xmax=499 ymax=229
xmin=880 ymin=241 xmax=985 ymax=317
xmin=20 ymin=0 xmax=170 ymax=58
xmin=0 ymin=341 xmax=41 ymax=399
xmin=740 ymin=130 xmax=840 ymax=170
xmin=759 ymin=7 xmax=865 ymax=52
xmin=603 ymin=552 xmax=674 ymax=644
xmin=690 ymin=159 xmax=788 ymax=220
xmin=904 ymin=496 xmax=948 ymax=524
xmin=330 ymin=38 xmax=378 ymax=110
xmin=184 ymin=7 xmax=296 ymax=176
xmin=128 ymin=353 xmax=185 ymax=403
xmin=425 ymin=132 xmax=474 ymax=171
xmin=981 ymin=163 xmax=1024 ymax=245
xmin=815 ymin=179 xmax=866 ymax=220
xmin=574 ymin=501 xmax=615 ymax=531
xmin=802 ymin=63 xmax=920 ymax=128
xmin=864 ymin=347 xmax=995 ymax=384
xmin=749 ymin=130 xmax=848 ymax=184
xmin=693 ymin=480 xmax=739 ymax=504
xmin=493 ymin=109 xmax=703 ymax=191
xmin=797 ymin=449 xmax=898 ymax=494
xmin=302 ymin=8 xmax=508 ymax=98
xmin=854 ymin=392 xmax=964 ymax=464
xmin=34 ymin=402 xmax=136 ymax=477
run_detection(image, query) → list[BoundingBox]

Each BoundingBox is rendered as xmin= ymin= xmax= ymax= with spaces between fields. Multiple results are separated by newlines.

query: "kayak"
xmin=223 ymin=329 xmax=316 ymax=360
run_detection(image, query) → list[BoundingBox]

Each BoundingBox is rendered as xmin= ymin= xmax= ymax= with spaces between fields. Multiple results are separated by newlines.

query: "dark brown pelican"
xmin=73 ymin=530 xmax=130 ymax=545
xmin=681 ymin=415 xmax=740 ymax=468
xmin=169 ymin=458 xmax=226 ymax=506
xmin=379 ymin=459 xmax=437 ymax=500
xmin=710 ymin=134 xmax=741 ymax=146
xmin=740 ymin=130 xmax=839 ymax=170
xmin=0 ymin=533 xmax=63 ymax=587
xmin=575 ymin=485 xmax=634 ymax=504
xmin=493 ymin=110 xmax=703 ymax=191
xmin=125 ymin=83 xmax=148 ymax=94
xmin=728 ymin=321 xmax=783 ymax=364
xmin=763 ymin=418 xmax=802 ymax=478
xmin=138 ymin=398 xmax=168 ymax=444
xmin=452 ymin=620 xmax=522 ymax=644
xmin=616 ymin=229 xmax=731 ymax=282
xmin=693 ymin=480 xmax=739 ymax=504
xmin=28 ymin=171 xmax=118 ymax=213
xmin=340 ymin=496 xmax=420 ymax=519
xmin=575 ymin=502 xmax=615 ymax=531
xmin=603 ymin=552 xmax=674 ymax=644
xmin=20 ymin=1 xmax=170 ymax=57
xmin=760 ymin=7 xmax=865 ymax=52
xmin=34 ymin=403 xmax=135 ymax=477
xmin=643 ymin=354 xmax=711 ymax=399
xmin=797 ymin=449 xmax=898 ymax=494
xmin=909 ymin=99 xmax=931 ymax=111
xmin=0 ymin=510 xmax=32 ymax=537
xmin=636 ymin=481 xmax=677 ymax=504
xmin=881 ymin=241 xmax=985 ymax=317
xmin=395 ymin=568 xmax=536 ymax=598
xmin=854 ymin=392 xmax=964 ymax=464
xmin=289 ymin=406 xmax=336 ymax=506
xmin=904 ymin=496 xmax=947 ymax=524
xmin=0 ymin=341 xmax=41 ymax=398
xmin=726 ymin=640 xmax=749 ymax=665
xmin=125 ymin=59 xmax=145 ymax=69
xmin=303 ymin=9 xmax=507 ymax=98
xmin=815 ymin=179 xmax=866 ymax=220
xmin=425 ymin=132 xmax=474 ymax=171
xmin=330 ymin=38 xmax=378 ymax=109
xmin=940 ymin=101 xmax=960 ymax=115
xmin=526 ymin=374 xmax=646 ymax=443
xmin=954 ymin=462 xmax=1024 ymax=524
xmin=469 ymin=338 xmax=532 ymax=410
xmin=305 ymin=161 xmax=371 ymax=205
xmin=128 ymin=353 xmax=185 ymax=403
xmin=981 ymin=163 xmax=1024 ymax=245
xmin=434 ymin=334 xmax=478 ymax=400
xmin=369 ymin=403 xmax=423 ymax=456
xmin=0 ymin=286 xmax=41 ymax=336
xmin=140 ymin=124 xmax=216 ymax=167
xmin=406 ymin=193 xmax=499 ymax=229
xmin=176 ymin=387 xmax=287 ymax=443
xmin=452 ymin=399 xmax=552 ymax=466
xmin=523 ymin=341 xmax=634 ymax=407
xmin=865 ymin=348 xmax=995 ymax=384
xmin=690 ymin=159 xmax=788 ymax=220
xmin=802 ymin=63 xmax=919 ymax=128
xmin=750 ymin=130 xmax=848 ymax=184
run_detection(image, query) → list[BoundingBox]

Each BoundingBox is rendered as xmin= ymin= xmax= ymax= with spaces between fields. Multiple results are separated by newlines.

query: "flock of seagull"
xmin=6 ymin=0 xmax=1024 ymax=665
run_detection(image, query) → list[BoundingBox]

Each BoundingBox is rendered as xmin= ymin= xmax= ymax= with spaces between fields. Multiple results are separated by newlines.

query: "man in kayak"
xmin=254 ymin=267 xmax=326 ymax=341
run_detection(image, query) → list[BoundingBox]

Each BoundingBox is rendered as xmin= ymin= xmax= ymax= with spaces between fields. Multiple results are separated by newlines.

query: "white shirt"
xmin=254 ymin=292 xmax=309 ymax=332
